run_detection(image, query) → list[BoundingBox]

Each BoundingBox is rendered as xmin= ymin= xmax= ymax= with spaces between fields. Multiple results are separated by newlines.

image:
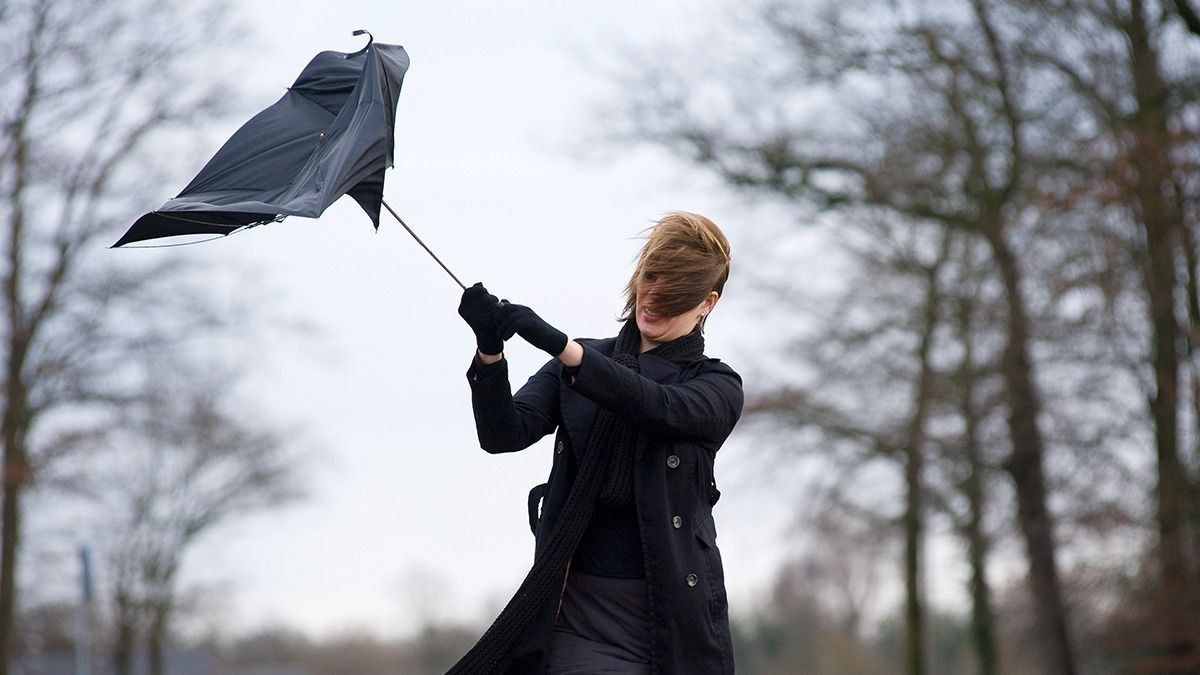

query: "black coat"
xmin=466 ymin=336 xmax=744 ymax=674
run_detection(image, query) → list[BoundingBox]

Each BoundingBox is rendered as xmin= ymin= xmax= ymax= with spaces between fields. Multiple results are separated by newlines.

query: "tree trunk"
xmin=0 ymin=391 xmax=25 ymax=675
xmin=1182 ymin=259 xmax=1200 ymax=645
xmin=956 ymin=284 xmax=997 ymax=675
xmin=0 ymin=219 xmax=29 ymax=675
xmin=0 ymin=129 xmax=29 ymax=675
xmin=146 ymin=566 xmax=176 ymax=675
xmin=113 ymin=592 xmax=135 ymax=675
xmin=0 ymin=446 xmax=21 ymax=675
xmin=1175 ymin=200 xmax=1200 ymax=592
xmin=1125 ymin=0 xmax=1200 ymax=665
xmin=987 ymin=228 xmax=1076 ymax=675
xmin=900 ymin=240 xmax=949 ymax=675
xmin=148 ymin=605 xmax=167 ymax=675
xmin=0 ymin=12 xmax=41 ymax=671
xmin=903 ymin=444 xmax=925 ymax=675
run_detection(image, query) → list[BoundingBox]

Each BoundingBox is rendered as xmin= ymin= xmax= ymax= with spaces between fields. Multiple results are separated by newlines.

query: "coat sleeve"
xmin=466 ymin=354 xmax=560 ymax=453
xmin=568 ymin=343 xmax=743 ymax=444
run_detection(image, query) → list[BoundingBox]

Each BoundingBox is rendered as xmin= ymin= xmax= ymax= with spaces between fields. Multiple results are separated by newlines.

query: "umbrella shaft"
xmin=382 ymin=200 xmax=467 ymax=290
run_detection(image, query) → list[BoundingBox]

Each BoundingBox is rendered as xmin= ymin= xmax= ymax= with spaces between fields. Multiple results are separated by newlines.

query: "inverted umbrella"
xmin=114 ymin=31 xmax=464 ymax=288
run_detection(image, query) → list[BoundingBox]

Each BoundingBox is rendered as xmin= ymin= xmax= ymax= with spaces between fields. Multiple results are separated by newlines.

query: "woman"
xmin=452 ymin=212 xmax=743 ymax=674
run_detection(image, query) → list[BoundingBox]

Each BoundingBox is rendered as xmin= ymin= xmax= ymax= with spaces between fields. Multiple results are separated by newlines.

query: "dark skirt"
xmin=545 ymin=571 xmax=653 ymax=674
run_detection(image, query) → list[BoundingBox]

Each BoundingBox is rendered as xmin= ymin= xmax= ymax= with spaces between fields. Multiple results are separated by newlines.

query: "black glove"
xmin=458 ymin=282 xmax=503 ymax=355
xmin=496 ymin=301 xmax=568 ymax=357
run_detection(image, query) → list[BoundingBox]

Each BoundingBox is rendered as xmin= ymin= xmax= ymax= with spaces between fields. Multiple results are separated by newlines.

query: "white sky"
xmin=49 ymin=0 xmax=979 ymax=641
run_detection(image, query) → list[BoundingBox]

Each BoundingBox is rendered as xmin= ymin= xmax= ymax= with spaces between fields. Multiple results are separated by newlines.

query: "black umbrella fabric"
xmin=114 ymin=36 xmax=410 ymax=247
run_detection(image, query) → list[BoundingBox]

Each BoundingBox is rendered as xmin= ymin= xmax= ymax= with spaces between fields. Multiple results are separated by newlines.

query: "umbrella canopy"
xmin=114 ymin=35 xmax=410 ymax=247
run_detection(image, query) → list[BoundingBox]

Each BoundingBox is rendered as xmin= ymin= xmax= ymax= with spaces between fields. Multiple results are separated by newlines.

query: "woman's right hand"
xmin=496 ymin=301 xmax=569 ymax=358
xmin=458 ymin=282 xmax=503 ymax=356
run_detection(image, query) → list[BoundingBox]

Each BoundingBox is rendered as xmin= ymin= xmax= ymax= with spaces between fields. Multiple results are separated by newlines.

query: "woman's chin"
xmin=636 ymin=318 xmax=665 ymax=341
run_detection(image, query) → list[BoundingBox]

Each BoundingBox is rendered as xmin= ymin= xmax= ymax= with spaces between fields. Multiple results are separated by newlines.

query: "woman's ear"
xmin=696 ymin=292 xmax=720 ymax=332
xmin=703 ymin=291 xmax=720 ymax=314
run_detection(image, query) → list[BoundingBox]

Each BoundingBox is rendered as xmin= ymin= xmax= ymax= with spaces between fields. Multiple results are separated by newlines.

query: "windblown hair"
xmin=620 ymin=211 xmax=732 ymax=323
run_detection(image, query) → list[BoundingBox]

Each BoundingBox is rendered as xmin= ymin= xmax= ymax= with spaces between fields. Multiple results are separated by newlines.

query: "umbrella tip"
xmin=348 ymin=30 xmax=373 ymax=57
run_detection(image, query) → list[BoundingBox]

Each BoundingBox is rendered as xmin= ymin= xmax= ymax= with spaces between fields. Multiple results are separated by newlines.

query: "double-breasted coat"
xmin=466 ymin=335 xmax=744 ymax=674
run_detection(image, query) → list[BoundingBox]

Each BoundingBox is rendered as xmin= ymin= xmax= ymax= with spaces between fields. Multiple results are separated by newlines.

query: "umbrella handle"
xmin=381 ymin=200 xmax=467 ymax=291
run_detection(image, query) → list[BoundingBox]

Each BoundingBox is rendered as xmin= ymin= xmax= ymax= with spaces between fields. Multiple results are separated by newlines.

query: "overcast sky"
xmin=75 ymin=0 xmax=926 ymax=640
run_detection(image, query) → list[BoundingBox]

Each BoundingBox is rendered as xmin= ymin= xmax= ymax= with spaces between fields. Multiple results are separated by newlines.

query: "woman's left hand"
xmin=496 ymin=302 xmax=568 ymax=358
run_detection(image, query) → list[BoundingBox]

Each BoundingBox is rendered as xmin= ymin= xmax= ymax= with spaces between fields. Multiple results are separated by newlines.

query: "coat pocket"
xmin=693 ymin=513 xmax=729 ymax=630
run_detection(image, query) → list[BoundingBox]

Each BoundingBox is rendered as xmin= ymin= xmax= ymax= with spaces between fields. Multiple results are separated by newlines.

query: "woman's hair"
xmin=620 ymin=211 xmax=731 ymax=322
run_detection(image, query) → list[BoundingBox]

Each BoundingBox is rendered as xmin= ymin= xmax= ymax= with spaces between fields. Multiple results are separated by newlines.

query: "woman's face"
xmin=635 ymin=280 xmax=718 ymax=351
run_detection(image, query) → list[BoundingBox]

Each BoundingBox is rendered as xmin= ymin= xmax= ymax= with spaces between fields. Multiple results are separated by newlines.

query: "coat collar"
xmin=558 ymin=338 xmax=686 ymax=452
xmin=637 ymin=351 xmax=686 ymax=384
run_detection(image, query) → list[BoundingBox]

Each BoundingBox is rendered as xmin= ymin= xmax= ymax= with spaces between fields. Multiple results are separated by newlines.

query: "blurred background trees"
xmin=0 ymin=0 xmax=302 ymax=673
xmin=611 ymin=0 xmax=1200 ymax=672
xmin=6 ymin=0 xmax=1200 ymax=673
xmin=101 ymin=363 xmax=298 ymax=675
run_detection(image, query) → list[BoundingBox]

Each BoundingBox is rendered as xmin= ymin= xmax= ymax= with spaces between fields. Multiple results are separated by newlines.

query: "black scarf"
xmin=447 ymin=321 xmax=705 ymax=674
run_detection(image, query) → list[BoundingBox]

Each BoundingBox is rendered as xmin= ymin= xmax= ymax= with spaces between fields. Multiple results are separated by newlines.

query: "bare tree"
xmin=794 ymin=502 xmax=893 ymax=640
xmin=0 ymin=0 xmax=239 ymax=669
xmin=747 ymin=210 xmax=970 ymax=674
xmin=99 ymin=362 xmax=298 ymax=675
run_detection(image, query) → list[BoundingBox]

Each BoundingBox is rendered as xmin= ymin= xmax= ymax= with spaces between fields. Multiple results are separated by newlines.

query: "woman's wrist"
xmin=478 ymin=350 xmax=503 ymax=365
xmin=557 ymin=340 xmax=583 ymax=367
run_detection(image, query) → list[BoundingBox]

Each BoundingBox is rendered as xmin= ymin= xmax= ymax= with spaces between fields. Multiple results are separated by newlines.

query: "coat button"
xmin=686 ymin=573 xmax=698 ymax=587
xmin=556 ymin=440 xmax=563 ymax=454
xmin=666 ymin=455 xmax=680 ymax=469
xmin=672 ymin=515 xmax=682 ymax=529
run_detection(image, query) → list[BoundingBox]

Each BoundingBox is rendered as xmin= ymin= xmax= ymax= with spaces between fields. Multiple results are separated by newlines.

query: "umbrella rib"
xmin=381 ymin=199 xmax=467 ymax=290
xmin=115 ymin=234 xmax=232 ymax=249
